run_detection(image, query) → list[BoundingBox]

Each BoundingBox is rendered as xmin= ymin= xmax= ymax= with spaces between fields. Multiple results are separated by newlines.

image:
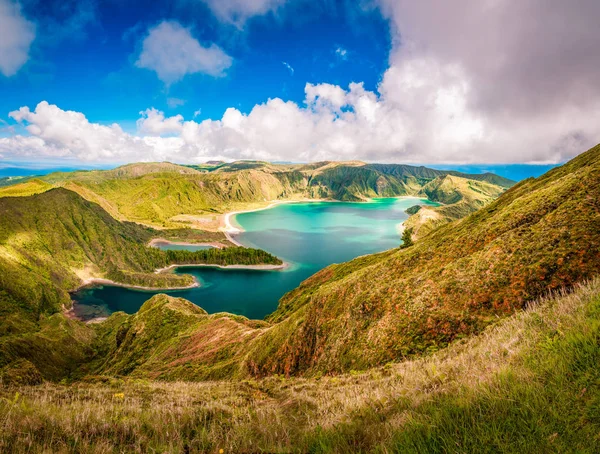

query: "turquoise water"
xmin=72 ymin=197 xmax=437 ymax=320
xmin=153 ymin=242 xmax=214 ymax=251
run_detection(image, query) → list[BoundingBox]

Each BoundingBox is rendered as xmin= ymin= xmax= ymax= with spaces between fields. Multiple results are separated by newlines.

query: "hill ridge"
xmin=0 ymin=161 xmax=514 ymax=230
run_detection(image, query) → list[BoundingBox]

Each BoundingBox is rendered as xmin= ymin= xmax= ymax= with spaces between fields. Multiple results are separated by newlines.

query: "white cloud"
xmin=167 ymin=97 xmax=186 ymax=108
xmin=5 ymin=73 xmax=600 ymax=164
xmin=137 ymin=108 xmax=184 ymax=136
xmin=193 ymin=109 xmax=202 ymax=118
xmin=282 ymin=61 xmax=294 ymax=74
xmin=305 ymin=83 xmax=347 ymax=111
xmin=136 ymin=21 xmax=233 ymax=84
xmin=335 ymin=47 xmax=347 ymax=60
xmin=201 ymin=0 xmax=287 ymax=27
xmin=0 ymin=0 xmax=35 ymax=77
xmin=6 ymin=101 xmax=156 ymax=161
xmin=0 ymin=89 xmax=408 ymax=163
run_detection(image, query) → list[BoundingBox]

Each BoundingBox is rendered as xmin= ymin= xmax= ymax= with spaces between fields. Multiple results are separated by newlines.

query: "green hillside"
xmin=404 ymin=174 xmax=507 ymax=238
xmin=0 ymin=187 xmax=281 ymax=315
xmin=1 ymin=148 xmax=599 ymax=452
xmin=2 ymin=279 xmax=600 ymax=452
xmin=0 ymin=178 xmax=51 ymax=197
xmin=0 ymin=188 xmax=281 ymax=380
xmin=0 ymin=188 xmax=169 ymax=317
xmin=0 ymin=189 xmax=276 ymax=314
xmin=93 ymin=294 xmax=267 ymax=381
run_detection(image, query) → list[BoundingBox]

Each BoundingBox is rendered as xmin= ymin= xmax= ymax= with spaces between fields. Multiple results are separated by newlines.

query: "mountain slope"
xmin=3 ymin=278 xmax=600 ymax=452
xmin=94 ymin=294 xmax=267 ymax=380
xmin=0 ymin=178 xmax=51 ymax=197
xmin=245 ymin=144 xmax=600 ymax=376
xmin=0 ymin=188 xmax=171 ymax=316
xmin=404 ymin=175 xmax=507 ymax=237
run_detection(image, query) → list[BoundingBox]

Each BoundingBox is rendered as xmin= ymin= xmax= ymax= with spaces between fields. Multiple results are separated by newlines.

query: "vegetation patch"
xmin=1 ymin=279 xmax=599 ymax=453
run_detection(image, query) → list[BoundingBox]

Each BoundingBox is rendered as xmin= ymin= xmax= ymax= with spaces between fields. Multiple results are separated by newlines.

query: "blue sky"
xmin=0 ymin=0 xmax=599 ymax=168
xmin=1 ymin=0 xmax=389 ymax=129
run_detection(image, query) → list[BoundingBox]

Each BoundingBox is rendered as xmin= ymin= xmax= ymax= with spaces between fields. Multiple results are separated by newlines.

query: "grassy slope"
xmin=405 ymin=175 xmax=507 ymax=238
xmin=0 ymin=161 xmax=513 ymax=228
xmin=92 ymin=294 xmax=268 ymax=381
xmin=0 ymin=179 xmax=51 ymax=197
xmin=0 ymin=188 xmax=176 ymax=317
xmin=246 ymin=144 xmax=600 ymax=376
xmin=2 ymin=279 xmax=599 ymax=453
xmin=0 ymin=154 xmax=597 ymax=451
xmin=0 ymin=188 xmax=282 ymax=316
xmin=0 ymin=188 xmax=178 ymax=381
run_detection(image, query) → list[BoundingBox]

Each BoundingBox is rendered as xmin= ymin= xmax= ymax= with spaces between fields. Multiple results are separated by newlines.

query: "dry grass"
xmin=2 ymin=279 xmax=599 ymax=453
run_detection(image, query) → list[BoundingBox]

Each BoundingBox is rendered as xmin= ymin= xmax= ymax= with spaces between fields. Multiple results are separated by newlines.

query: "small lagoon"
xmin=152 ymin=241 xmax=215 ymax=252
xmin=72 ymin=197 xmax=438 ymax=320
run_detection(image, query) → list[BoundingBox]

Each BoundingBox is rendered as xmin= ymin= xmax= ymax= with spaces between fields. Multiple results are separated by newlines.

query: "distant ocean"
xmin=425 ymin=164 xmax=559 ymax=182
xmin=0 ymin=163 xmax=115 ymax=179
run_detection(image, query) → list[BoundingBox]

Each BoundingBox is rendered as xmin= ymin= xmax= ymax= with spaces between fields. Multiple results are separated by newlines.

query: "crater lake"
xmin=72 ymin=197 xmax=438 ymax=320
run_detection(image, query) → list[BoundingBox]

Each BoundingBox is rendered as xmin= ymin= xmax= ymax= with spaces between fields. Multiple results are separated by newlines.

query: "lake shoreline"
xmin=222 ymin=199 xmax=324 ymax=244
xmin=75 ymin=277 xmax=202 ymax=292
xmin=155 ymin=262 xmax=290 ymax=273
xmin=74 ymin=260 xmax=289 ymax=293
xmin=149 ymin=238 xmax=225 ymax=249
xmin=72 ymin=196 xmax=432 ymax=323
xmin=70 ymin=261 xmax=289 ymax=323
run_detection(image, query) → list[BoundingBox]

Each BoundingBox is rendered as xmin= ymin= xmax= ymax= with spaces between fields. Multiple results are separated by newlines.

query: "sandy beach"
xmin=73 ymin=257 xmax=287 ymax=295
xmin=222 ymin=201 xmax=292 ymax=245
xmin=223 ymin=201 xmax=288 ymax=234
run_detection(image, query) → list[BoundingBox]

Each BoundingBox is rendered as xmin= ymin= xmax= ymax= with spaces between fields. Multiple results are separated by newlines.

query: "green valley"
xmin=1 ymin=146 xmax=599 ymax=452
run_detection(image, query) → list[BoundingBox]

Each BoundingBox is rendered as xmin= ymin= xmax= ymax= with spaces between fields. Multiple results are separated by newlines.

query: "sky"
xmin=0 ymin=0 xmax=599 ymax=167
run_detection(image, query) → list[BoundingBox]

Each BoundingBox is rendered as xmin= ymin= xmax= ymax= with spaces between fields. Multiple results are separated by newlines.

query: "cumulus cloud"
xmin=0 ymin=88 xmax=407 ymax=163
xmin=201 ymin=0 xmax=287 ymax=27
xmin=0 ymin=0 xmax=35 ymax=77
xmin=305 ymin=83 xmax=348 ymax=112
xmin=137 ymin=108 xmax=184 ymax=136
xmin=136 ymin=21 xmax=232 ymax=84
xmin=5 ymin=101 xmax=155 ymax=161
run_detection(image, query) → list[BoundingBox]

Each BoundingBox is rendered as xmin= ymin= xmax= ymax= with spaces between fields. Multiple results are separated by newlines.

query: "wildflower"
xmin=219 ymin=450 xmax=224 ymax=454
xmin=113 ymin=392 xmax=125 ymax=399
